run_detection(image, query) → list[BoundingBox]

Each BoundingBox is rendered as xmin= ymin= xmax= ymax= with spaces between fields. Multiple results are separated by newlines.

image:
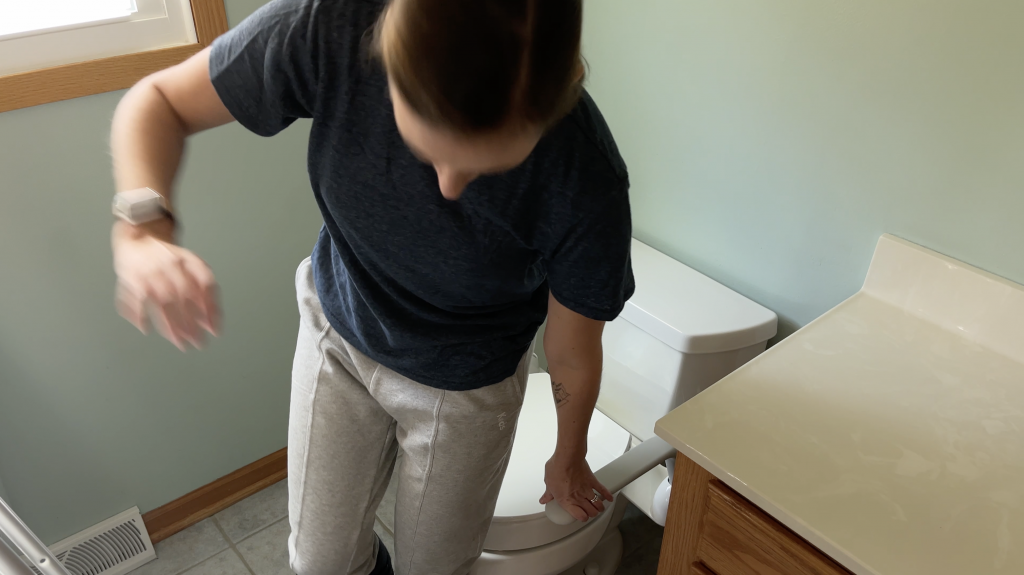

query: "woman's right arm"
xmin=110 ymin=47 xmax=236 ymax=351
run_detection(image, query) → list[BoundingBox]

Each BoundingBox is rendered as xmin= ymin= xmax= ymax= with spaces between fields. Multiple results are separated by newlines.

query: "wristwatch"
xmin=112 ymin=187 xmax=176 ymax=227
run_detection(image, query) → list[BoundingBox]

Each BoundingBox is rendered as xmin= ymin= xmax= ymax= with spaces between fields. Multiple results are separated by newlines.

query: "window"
xmin=0 ymin=0 xmax=227 ymax=113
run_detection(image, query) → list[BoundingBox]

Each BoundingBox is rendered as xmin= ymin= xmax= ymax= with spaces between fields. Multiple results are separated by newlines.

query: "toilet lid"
xmin=484 ymin=372 xmax=632 ymax=552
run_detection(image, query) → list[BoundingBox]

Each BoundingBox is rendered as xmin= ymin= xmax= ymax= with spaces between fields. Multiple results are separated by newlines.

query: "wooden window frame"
xmin=0 ymin=0 xmax=228 ymax=114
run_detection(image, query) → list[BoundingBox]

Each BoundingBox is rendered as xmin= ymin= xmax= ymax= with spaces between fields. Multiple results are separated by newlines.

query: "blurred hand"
xmin=539 ymin=454 xmax=614 ymax=522
xmin=113 ymin=222 xmax=220 ymax=350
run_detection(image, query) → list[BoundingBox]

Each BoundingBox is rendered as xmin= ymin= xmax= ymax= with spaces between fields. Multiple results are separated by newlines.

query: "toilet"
xmin=470 ymin=239 xmax=777 ymax=575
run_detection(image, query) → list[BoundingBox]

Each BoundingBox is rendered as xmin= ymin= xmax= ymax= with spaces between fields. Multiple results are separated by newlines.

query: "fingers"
xmin=579 ymin=491 xmax=604 ymax=517
xmin=169 ymin=258 xmax=209 ymax=348
xmin=554 ymin=492 xmax=604 ymax=523
xmin=149 ymin=276 xmax=189 ymax=351
xmin=542 ymin=459 xmax=617 ymax=524
xmin=564 ymin=501 xmax=589 ymax=523
xmin=116 ymin=283 xmax=149 ymax=334
xmin=574 ymin=483 xmax=616 ymax=519
xmin=183 ymin=255 xmax=221 ymax=336
xmin=115 ymin=248 xmax=220 ymax=351
xmin=540 ymin=489 xmax=592 ymax=522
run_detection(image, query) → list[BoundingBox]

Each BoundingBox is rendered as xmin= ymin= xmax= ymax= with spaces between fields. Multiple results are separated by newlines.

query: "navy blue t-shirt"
xmin=209 ymin=0 xmax=634 ymax=390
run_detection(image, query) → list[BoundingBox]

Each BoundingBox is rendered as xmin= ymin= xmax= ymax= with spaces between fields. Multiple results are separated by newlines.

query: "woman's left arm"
xmin=539 ymin=292 xmax=615 ymax=522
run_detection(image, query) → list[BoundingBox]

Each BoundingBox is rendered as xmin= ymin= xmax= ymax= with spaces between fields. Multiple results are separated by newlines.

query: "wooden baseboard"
xmin=142 ymin=448 xmax=288 ymax=544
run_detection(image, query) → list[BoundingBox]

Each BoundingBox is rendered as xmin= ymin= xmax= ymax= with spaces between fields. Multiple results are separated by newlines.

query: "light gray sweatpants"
xmin=288 ymin=258 xmax=530 ymax=575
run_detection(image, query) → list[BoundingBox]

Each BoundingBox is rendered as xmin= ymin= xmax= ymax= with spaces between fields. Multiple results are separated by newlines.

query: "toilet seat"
xmin=484 ymin=373 xmax=632 ymax=552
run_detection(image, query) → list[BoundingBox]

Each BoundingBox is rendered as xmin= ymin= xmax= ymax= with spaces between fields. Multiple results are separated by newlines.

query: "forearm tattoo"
xmin=551 ymin=381 xmax=571 ymax=408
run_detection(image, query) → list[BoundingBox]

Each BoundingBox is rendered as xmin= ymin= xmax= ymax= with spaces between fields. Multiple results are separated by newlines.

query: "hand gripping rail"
xmin=545 ymin=435 xmax=676 ymax=525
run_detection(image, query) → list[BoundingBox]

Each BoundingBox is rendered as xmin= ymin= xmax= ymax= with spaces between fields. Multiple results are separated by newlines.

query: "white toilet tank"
xmin=598 ymin=239 xmax=778 ymax=441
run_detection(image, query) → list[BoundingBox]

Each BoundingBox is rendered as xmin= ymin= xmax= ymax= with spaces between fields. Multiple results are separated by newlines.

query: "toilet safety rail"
xmin=545 ymin=436 xmax=676 ymax=525
xmin=0 ymin=497 xmax=69 ymax=575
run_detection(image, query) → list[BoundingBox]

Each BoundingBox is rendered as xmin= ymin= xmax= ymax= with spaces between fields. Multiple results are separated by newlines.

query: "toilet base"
xmin=556 ymin=527 xmax=623 ymax=575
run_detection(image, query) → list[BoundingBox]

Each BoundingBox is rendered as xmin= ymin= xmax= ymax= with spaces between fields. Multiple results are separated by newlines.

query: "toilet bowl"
xmin=470 ymin=372 xmax=631 ymax=575
xmin=470 ymin=239 xmax=778 ymax=575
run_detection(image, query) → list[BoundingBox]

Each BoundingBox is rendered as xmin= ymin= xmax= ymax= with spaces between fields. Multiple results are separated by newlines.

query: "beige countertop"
xmin=655 ymin=235 xmax=1024 ymax=575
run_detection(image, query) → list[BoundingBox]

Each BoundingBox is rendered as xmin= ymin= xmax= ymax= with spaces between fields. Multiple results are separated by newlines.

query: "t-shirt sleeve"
xmin=547 ymin=188 xmax=635 ymax=322
xmin=208 ymin=0 xmax=319 ymax=137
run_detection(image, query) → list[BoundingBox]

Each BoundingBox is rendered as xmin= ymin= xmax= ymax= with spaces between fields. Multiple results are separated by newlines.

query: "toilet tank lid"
xmin=620 ymin=239 xmax=778 ymax=354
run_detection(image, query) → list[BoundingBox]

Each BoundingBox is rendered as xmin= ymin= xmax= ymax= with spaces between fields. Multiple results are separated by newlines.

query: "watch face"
xmin=113 ymin=198 xmax=132 ymax=221
xmin=113 ymin=188 xmax=165 ymax=224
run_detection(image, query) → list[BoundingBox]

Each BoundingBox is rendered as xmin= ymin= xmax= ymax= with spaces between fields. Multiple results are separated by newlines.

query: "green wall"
xmin=0 ymin=1 xmax=321 ymax=545
xmin=583 ymin=0 xmax=1024 ymax=339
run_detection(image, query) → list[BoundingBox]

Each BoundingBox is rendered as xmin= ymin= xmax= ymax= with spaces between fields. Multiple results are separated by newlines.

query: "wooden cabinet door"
xmin=658 ymin=454 xmax=851 ymax=575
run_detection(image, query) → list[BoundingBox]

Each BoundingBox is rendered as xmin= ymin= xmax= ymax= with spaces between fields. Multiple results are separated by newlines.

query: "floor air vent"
xmin=28 ymin=508 xmax=155 ymax=575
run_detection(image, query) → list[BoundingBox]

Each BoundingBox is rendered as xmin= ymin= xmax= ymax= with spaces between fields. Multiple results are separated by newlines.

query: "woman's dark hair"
xmin=374 ymin=0 xmax=584 ymax=134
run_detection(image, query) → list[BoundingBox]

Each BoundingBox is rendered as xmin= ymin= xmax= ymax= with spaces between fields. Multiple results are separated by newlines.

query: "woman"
xmin=109 ymin=0 xmax=633 ymax=573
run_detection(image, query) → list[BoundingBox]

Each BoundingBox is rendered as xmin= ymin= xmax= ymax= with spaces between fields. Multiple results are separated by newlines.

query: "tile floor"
xmin=129 ymin=479 xmax=663 ymax=575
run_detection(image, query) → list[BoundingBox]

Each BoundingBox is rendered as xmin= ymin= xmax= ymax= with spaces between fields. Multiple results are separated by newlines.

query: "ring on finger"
xmin=589 ymin=493 xmax=601 ymax=504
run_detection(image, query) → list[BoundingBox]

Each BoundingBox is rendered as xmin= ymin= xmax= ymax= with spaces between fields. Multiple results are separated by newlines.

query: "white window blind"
xmin=0 ymin=0 xmax=197 ymax=77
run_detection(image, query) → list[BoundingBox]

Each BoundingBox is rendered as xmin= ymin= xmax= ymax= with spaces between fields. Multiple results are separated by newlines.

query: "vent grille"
xmin=25 ymin=508 xmax=155 ymax=575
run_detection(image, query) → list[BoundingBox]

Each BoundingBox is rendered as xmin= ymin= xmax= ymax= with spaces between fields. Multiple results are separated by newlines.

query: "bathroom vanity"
xmin=657 ymin=455 xmax=849 ymax=575
xmin=654 ymin=235 xmax=1024 ymax=575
